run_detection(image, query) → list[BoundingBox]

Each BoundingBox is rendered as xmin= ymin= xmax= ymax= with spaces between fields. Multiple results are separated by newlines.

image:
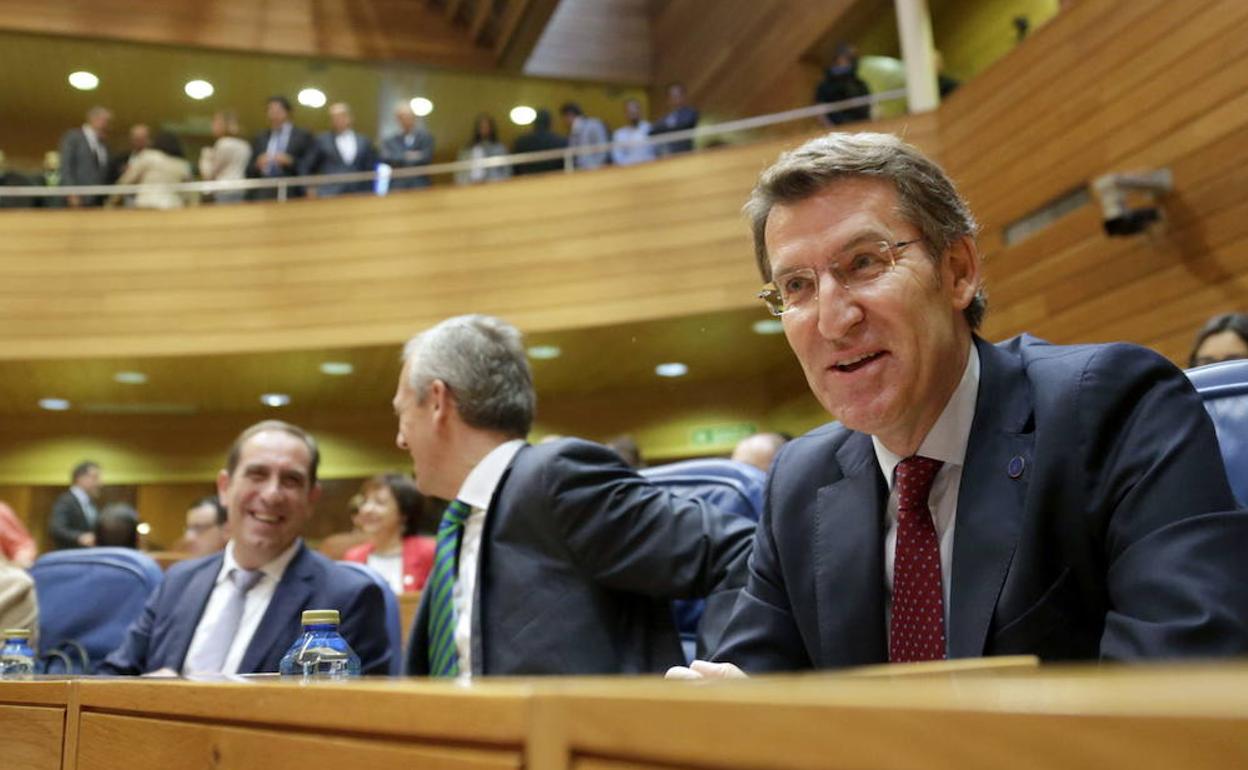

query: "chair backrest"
xmin=336 ymin=561 xmax=402 ymax=676
xmin=640 ymin=459 xmax=766 ymax=662
xmin=639 ymin=458 xmax=767 ymax=522
xmin=1186 ymin=359 xmax=1248 ymax=506
xmin=30 ymin=547 xmax=163 ymax=671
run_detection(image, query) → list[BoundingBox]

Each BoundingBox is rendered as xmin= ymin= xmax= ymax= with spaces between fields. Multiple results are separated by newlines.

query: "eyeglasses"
xmin=757 ymin=239 xmax=921 ymax=317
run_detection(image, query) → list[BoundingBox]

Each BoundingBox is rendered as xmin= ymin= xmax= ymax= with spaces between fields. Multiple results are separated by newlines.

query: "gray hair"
xmin=744 ymin=132 xmax=986 ymax=329
xmin=403 ymin=315 xmax=535 ymax=438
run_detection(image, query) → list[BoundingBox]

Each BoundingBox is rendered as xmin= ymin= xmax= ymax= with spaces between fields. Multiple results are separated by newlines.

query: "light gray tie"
xmin=185 ymin=568 xmax=264 ymax=674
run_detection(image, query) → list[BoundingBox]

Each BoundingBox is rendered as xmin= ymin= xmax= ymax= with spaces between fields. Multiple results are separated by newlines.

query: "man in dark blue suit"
xmin=306 ymin=102 xmax=377 ymax=197
xmin=99 ymin=420 xmax=390 ymax=676
xmin=671 ymin=132 xmax=1248 ymax=677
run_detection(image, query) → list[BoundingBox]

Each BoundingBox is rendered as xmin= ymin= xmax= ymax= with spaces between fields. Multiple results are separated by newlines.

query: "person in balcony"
xmin=114 ymin=131 xmax=193 ymax=209
xmin=381 ymin=101 xmax=436 ymax=190
xmin=306 ymin=102 xmax=377 ymax=197
xmin=455 ymin=113 xmax=511 ymax=185
xmin=246 ymin=96 xmax=315 ymax=200
xmin=199 ymin=110 xmax=251 ymax=204
xmin=342 ymin=474 xmax=435 ymax=595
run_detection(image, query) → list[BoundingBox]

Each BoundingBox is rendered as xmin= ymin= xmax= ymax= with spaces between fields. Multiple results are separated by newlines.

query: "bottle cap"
xmin=3 ymin=628 xmax=30 ymax=637
xmin=301 ymin=609 xmax=340 ymax=626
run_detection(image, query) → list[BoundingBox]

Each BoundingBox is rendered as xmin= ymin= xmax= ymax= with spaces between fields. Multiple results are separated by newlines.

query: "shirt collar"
xmin=872 ymin=342 xmax=980 ymax=489
xmin=69 ymin=486 xmax=91 ymax=507
xmin=217 ymin=537 xmax=302 ymax=585
xmin=456 ymin=439 xmax=526 ymax=510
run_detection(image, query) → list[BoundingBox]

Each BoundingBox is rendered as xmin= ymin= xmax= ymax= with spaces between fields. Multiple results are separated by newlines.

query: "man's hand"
xmin=77 ymin=532 xmax=96 ymax=547
xmin=665 ymin=659 xmax=748 ymax=680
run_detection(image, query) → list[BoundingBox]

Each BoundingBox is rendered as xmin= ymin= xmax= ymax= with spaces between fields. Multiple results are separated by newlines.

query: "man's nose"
xmin=396 ymin=431 xmax=408 ymax=450
xmin=815 ymin=274 xmax=864 ymax=340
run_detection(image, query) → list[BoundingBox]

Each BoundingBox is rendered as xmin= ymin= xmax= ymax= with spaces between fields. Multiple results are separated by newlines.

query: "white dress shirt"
xmin=366 ymin=550 xmax=403 ymax=595
xmin=873 ymin=344 xmax=980 ymax=631
xmin=611 ymin=121 xmax=655 ymax=166
xmin=334 ymin=131 xmax=358 ymax=166
xmin=451 ymin=438 xmax=526 ymax=675
xmin=182 ymin=538 xmax=302 ymax=675
xmin=81 ymin=125 xmax=106 ymax=166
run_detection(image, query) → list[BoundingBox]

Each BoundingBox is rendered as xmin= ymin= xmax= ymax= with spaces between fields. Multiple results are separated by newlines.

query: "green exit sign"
xmin=690 ymin=423 xmax=757 ymax=447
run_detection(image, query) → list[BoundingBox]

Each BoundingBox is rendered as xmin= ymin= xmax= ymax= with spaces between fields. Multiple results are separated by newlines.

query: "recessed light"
xmin=509 ymin=105 xmax=537 ymax=126
xmin=527 ymin=345 xmax=561 ymax=360
xmin=39 ymin=398 xmax=71 ymax=411
xmin=136 ymin=522 xmax=152 ymax=536
xmin=113 ymin=371 xmax=148 ymax=384
xmin=297 ymin=88 xmax=327 ymax=108
xmin=260 ymin=393 xmax=291 ymax=407
xmin=410 ymin=97 xmax=434 ymax=117
xmin=655 ymin=362 xmax=689 ymax=378
xmin=68 ymin=71 xmax=99 ymax=91
xmin=319 ymin=361 xmax=354 ymax=376
xmin=752 ymin=319 xmax=784 ymax=335
xmin=184 ymin=79 xmax=214 ymax=100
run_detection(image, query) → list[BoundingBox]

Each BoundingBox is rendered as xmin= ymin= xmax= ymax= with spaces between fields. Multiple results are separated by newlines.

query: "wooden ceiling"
xmin=0 ymin=307 xmax=800 ymax=418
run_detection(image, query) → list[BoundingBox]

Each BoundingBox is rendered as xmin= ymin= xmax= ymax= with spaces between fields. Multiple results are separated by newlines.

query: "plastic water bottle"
xmin=1 ymin=629 xmax=36 ymax=678
xmin=278 ymin=610 xmax=360 ymax=681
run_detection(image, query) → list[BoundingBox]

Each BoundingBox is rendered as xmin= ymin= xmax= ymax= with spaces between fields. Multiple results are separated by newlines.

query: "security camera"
xmin=1091 ymin=169 xmax=1173 ymax=237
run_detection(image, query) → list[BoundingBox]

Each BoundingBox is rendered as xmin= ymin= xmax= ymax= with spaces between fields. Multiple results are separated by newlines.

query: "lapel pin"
xmin=1007 ymin=456 xmax=1025 ymax=479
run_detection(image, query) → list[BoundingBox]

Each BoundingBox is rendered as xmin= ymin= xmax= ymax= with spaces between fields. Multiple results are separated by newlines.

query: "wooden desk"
xmin=4 ymin=664 xmax=1248 ymax=770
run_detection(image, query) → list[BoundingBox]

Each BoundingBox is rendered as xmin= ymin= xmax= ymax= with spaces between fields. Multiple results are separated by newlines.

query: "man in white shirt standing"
xmin=395 ymin=315 xmax=754 ymax=677
xmin=307 ymin=102 xmax=377 ymax=197
xmin=560 ymin=102 xmax=610 ymax=170
xmin=99 ymin=420 xmax=391 ymax=676
xmin=610 ymin=98 xmax=656 ymax=167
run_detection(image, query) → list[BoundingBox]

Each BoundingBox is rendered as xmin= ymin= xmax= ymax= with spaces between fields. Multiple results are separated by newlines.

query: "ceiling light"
xmin=655 ymin=362 xmax=689 ymax=378
xmin=509 ymin=105 xmax=537 ymax=126
xmin=113 ymin=371 xmax=148 ymax=384
xmin=184 ymin=79 xmax=214 ymax=100
xmin=527 ymin=345 xmax=561 ymax=360
xmin=68 ymin=71 xmax=99 ymax=91
xmin=260 ymin=393 xmax=291 ymax=407
xmin=39 ymin=398 xmax=71 ymax=411
xmin=410 ymin=97 xmax=434 ymax=117
xmin=136 ymin=523 xmax=152 ymax=536
xmin=319 ymin=361 xmax=354 ymax=376
xmin=751 ymin=319 xmax=784 ymax=335
xmin=297 ymin=88 xmax=327 ymax=108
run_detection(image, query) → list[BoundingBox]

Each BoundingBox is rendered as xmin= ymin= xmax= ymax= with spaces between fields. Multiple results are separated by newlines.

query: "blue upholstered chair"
xmin=337 ymin=560 xmax=403 ymax=676
xmin=640 ymin=459 xmax=766 ymax=662
xmin=1186 ymin=359 xmax=1248 ymax=506
xmin=30 ymin=547 xmax=163 ymax=672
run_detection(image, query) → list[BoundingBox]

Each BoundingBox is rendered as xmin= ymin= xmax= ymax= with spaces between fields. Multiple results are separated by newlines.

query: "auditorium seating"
xmin=1186 ymin=359 xmax=1248 ymax=505
xmin=30 ymin=547 xmax=163 ymax=671
xmin=640 ymin=458 xmax=765 ymax=661
xmin=337 ymin=560 xmax=404 ymax=676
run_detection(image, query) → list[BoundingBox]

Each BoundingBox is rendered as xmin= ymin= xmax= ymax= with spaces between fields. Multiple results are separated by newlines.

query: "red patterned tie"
xmin=889 ymin=455 xmax=946 ymax=663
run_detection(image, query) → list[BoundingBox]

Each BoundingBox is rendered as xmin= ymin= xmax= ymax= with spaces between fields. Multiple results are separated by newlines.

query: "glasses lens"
xmin=757 ymin=286 xmax=785 ymax=316
xmin=838 ymin=242 xmax=892 ymax=288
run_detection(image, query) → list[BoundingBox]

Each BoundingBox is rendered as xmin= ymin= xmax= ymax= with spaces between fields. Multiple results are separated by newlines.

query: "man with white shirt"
xmin=560 ymin=101 xmax=609 ymax=170
xmin=671 ymin=131 xmax=1248 ymax=679
xmin=57 ymin=106 xmax=112 ymax=207
xmin=307 ymin=102 xmax=377 ymax=197
xmin=395 ymin=315 xmax=754 ymax=677
xmin=610 ymin=98 xmax=655 ymax=167
xmin=99 ymin=420 xmax=390 ymax=676
xmin=48 ymin=461 xmax=103 ymax=549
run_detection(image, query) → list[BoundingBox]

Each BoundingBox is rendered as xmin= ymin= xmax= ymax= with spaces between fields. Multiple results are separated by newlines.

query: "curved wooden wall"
xmin=1 ymin=0 xmax=1244 ymax=368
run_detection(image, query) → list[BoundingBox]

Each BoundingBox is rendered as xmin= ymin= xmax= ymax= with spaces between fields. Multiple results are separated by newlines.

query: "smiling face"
xmin=217 ymin=430 xmax=321 ymax=569
xmin=765 ymin=177 xmax=978 ymax=455
xmin=356 ymin=483 xmax=403 ymax=548
xmin=394 ymin=358 xmax=449 ymax=499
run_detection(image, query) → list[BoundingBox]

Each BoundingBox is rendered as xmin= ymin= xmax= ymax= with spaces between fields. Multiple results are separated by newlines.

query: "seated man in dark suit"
xmin=671 ymin=132 xmax=1248 ymax=678
xmin=99 ymin=420 xmax=390 ymax=676
xmin=395 ymin=315 xmax=754 ymax=677
xmin=306 ymin=102 xmax=377 ymax=197
xmin=48 ymin=460 xmax=103 ymax=550
xmin=246 ymin=96 xmax=315 ymax=200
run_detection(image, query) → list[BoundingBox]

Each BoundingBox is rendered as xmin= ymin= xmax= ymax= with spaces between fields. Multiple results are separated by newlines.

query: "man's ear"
xmin=216 ymin=469 xmax=231 ymax=498
xmin=944 ymin=234 xmax=981 ymax=312
xmin=427 ymin=379 xmax=453 ymax=424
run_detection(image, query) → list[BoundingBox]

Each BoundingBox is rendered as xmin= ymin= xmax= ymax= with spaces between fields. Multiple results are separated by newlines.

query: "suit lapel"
xmin=238 ymin=544 xmax=314 ymax=673
xmin=947 ymin=337 xmax=1034 ymax=658
xmin=814 ymin=433 xmax=888 ymax=666
xmin=170 ymin=554 xmax=225 ymax=669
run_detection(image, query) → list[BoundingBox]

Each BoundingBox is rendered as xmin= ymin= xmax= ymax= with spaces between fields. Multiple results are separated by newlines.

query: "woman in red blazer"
xmin=343 ymin=473 xmax=435 ymax=594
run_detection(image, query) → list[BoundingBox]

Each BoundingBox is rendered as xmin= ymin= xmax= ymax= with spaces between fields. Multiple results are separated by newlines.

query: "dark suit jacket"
xmin=307 ymin=130 xmax=377 ymax=196
xmin=48 ymin=490 xmax=91 ymax=550
xmin=98 ymin=543 xmax=391 ymax=675
xmin=715 ymin=335 xmax=1248 ymax=671
xmin=380 ymin=130 xmax=435 ymax=189
xmin=57 ymin=127 xmax=109 ymax=204
xmin=650 ymin=106 xmax=699 ymax=155
xmin=406 ymin=439 xmax=755 ymax=676
xmin=246 ymin=125 xmax=316 ymax=199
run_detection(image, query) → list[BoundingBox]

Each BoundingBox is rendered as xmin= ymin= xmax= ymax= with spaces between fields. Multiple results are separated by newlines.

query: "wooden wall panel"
xmin=522 ymin=0 xmax=652 ymax=84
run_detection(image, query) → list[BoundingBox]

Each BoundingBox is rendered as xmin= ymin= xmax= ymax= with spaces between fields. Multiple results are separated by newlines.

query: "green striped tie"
xmin=427 ymin=499 xmax=471 ymax=677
